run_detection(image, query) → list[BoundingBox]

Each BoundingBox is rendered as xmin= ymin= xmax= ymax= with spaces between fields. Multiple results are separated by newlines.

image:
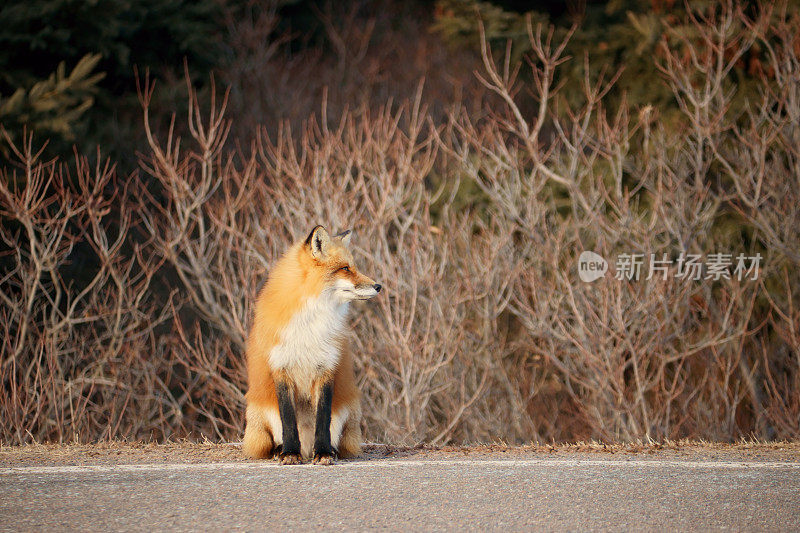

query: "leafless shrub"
xmin=134 ymin=70 xmax=501 ymax=443
xmin=221 ymin=0 xmax=489 ymax=141
xmin=441 ymin=2 xmax=798 ymax=442
xmin=0 ymin=132 xmax=169 ymax=442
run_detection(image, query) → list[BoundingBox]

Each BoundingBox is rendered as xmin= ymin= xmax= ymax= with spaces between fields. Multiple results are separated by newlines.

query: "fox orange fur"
xmin=243 ymin=226 xmax=381 ymax=465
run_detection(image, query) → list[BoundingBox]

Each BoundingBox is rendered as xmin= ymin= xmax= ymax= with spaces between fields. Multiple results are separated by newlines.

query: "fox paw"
xmin=278 ymin=453 xmax=303 ymax=465
xmin=312 ymin=453 xmax=335 ymax=465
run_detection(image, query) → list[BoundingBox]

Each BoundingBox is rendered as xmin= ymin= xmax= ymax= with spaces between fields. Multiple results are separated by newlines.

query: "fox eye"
xmin=338 ymin=266 xmax=351 ymax=273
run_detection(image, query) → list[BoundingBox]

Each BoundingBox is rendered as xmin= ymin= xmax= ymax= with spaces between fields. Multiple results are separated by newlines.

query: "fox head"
xmin=303 ymin=225 xmax=382 ymax=302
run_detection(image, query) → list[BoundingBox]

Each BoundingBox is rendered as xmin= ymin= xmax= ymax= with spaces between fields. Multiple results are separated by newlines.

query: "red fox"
xmin=243 ymin=225 xmax=381 ymax=464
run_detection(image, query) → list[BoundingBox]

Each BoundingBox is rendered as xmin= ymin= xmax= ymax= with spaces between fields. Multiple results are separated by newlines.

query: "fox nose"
xmin=373 ymin=284 xmax=382 ymax=293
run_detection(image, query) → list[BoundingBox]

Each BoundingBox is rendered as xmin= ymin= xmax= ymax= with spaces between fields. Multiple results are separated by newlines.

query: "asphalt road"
xmin=2 ymin=457 xmax=799 ymax=531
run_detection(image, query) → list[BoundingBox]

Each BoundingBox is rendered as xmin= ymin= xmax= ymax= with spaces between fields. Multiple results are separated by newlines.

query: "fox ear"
xmin=334 ymin=230 xmax=352 ymax=246
xmin=306 ymin=225 xmax=331 ymax=260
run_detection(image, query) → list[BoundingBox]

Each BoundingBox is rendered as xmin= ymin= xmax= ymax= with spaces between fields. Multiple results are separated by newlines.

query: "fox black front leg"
xmin=276 ymin=381 xmax=302 ymax=465
xmin=313 ymin=380 xmax=335 ymax=465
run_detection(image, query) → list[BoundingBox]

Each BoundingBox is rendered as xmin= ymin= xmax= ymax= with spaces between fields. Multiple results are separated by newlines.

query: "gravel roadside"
xmin=1 ymin=440 xmax=798 ymax=467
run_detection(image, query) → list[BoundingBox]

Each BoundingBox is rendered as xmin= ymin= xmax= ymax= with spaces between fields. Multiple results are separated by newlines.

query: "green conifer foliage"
xmin=0 ymin=0 xmax=225 ymax=154
xmin=0 ymin=54 xmax=104 ymax=144
xmin=432 ymin=0 xmax=800 ymax=115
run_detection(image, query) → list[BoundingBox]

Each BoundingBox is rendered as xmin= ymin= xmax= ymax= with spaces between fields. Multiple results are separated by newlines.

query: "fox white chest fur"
xmin=268 ymin=289 xmax=350 ymax=396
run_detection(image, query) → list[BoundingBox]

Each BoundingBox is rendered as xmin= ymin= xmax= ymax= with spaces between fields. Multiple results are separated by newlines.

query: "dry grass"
xmin=1 ymin=1 xmax=798 ymax=446
xmin=2 ymin=439 xmax=798 ymax=467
